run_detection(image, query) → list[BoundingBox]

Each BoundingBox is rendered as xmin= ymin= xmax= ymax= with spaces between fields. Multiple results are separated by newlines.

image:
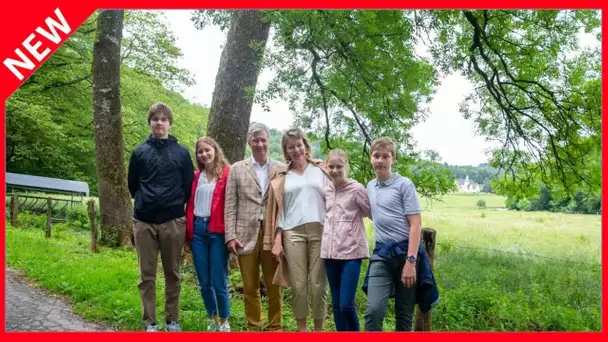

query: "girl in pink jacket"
xmin=321 ymin=149 xmax=371 ymax=331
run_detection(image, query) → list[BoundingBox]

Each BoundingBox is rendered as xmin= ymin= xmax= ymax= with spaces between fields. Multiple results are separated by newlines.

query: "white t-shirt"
xmin=278 ymin=164 xmax=328 ymax=230
xmin=194 ymin=172 xmax=216 ymax=217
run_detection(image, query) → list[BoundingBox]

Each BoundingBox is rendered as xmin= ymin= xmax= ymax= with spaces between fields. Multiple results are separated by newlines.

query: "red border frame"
xmin=0 ymin=1 xmax=605 ymax=340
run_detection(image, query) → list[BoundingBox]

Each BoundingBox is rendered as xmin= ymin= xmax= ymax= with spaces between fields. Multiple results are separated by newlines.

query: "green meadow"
xmin=5 ymin=194 xmax=601 ymax=331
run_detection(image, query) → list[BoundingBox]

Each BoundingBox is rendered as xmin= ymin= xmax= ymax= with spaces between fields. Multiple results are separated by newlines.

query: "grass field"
xmin=4 ymin=193 xmax=602 ymax=331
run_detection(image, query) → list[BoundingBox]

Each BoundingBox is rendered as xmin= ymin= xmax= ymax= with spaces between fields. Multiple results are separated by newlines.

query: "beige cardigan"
xmin=263 ymin=158 xmax=330 ymax=286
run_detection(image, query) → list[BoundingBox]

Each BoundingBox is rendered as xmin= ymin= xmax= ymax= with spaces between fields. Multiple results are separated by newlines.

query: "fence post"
xmin=10 ymin=193 xmax=18 ymax=227
xmin=414 ymin=227 xmax=436 ymax=331
xmin=88 ymin=200 xmax=97 ymax=253
xmin=46 ymin=197 xmax=52 ymax=238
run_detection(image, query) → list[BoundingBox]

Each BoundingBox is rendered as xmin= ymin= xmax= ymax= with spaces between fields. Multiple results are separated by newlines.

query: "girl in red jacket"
xmin=186 ymin=136 xmax=231 ymax=332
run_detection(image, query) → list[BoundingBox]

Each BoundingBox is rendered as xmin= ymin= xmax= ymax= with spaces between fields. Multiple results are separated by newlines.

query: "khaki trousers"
xmin=283 ymin=222 xmax=328 ymax=320
xmin=238 ymin=224 xmax=283 ymax=331
xmin=133 ymin=216 xmax=185 ymax=325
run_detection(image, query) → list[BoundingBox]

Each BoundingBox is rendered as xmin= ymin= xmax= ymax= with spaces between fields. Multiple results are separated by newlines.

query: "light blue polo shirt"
xmin=366 ymin=172 xmax=421 ymax=244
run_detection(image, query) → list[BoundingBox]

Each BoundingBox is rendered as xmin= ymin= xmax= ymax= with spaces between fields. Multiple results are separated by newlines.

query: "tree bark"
xmin=92 ymin=10 xmax=133 ymax=247
xmin=207 ymin=10 xmax=271 ymax=163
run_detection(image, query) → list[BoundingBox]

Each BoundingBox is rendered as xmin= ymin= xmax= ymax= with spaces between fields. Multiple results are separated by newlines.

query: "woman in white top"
xmin=185 ymin=137 xmax=231 ymax=331
xmin=267 ymin=127 xmax=331 ymax=332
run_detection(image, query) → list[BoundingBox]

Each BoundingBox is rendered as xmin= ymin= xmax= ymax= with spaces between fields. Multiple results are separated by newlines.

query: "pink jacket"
xmin=321 ymin=178 xmax=371 ymax=260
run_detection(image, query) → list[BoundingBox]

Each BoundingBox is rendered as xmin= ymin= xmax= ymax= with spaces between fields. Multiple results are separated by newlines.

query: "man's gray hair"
xmin=248 ymin=122 xmax=270 ymax=138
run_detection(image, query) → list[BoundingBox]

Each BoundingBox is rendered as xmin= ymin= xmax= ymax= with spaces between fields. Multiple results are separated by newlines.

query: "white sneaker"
xmin=145 ymin=324 xmax=159 ymax=332
xmin=218 ymin=320 xmax=231 ymax=332
xmin=165 ymin=321 xmax=182 ymax=332
xmin=207 ymin=319 xmax=218 ymax=332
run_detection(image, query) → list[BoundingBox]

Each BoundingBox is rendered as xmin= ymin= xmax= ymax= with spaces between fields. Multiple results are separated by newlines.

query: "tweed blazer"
xmin=224 ymin=156 xmax=286 ymax=255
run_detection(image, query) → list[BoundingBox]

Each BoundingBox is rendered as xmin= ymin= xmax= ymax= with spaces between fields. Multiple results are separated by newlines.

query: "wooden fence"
xmin=414 ymin=227 xmax=436 ymax=331
xmin=9 ymin=194 xmax=99 ymax=253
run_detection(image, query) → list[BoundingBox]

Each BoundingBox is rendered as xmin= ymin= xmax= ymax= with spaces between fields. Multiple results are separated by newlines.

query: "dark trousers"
xmin=325 ymin=258 xmax=362 ymax=331
xmin=364 ymin=256 xmax=416 ymax=331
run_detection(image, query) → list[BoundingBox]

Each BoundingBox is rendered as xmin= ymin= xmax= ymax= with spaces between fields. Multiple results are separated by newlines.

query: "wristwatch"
xmin=407 ymin=255 xmax=416 ymax=263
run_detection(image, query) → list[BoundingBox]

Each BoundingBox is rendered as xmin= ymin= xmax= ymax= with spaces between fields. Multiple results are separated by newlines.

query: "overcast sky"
xmin=164 ymin=10 xmax=502 ymax=166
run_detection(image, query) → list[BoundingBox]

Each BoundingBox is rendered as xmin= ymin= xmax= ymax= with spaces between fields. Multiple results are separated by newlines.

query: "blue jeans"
xmin=190 ymin=217 xmax=230 ymax=319
xmin=325 ymin=258 xmax=362 ymax=331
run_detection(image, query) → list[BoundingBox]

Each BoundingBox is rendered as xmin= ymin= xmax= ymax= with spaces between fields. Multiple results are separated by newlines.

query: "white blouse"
xmin=194 ymin=172 xmax=216 ymax=218
xmin=278 ymin=164 xmax=328 ymax=230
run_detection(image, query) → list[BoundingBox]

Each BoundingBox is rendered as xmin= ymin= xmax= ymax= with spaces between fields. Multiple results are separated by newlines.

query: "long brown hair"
xmin=195 ymin=136 xmax=230 ymax=179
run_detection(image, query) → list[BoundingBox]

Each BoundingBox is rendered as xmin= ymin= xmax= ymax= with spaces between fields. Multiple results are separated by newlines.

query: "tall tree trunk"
xmin=92 ymin=10 xmax=132 ymax=247
xmin=208 ymin=10 xmax=271 ymax=271
xmin=207 ymin=10 xmax=271 ymax=163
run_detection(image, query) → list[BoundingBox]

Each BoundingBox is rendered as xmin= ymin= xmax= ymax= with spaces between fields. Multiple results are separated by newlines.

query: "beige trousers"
xmin=133 ymin=216 xmax=186 ymax=325
xmin=282 ymin=222 xmax=328 ymax=320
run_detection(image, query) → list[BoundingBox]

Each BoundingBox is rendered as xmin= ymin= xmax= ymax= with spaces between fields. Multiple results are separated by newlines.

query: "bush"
xmin=66 ymin=205 xmax=91 ymax=231
xmin=585 ymin=195 xmax=601 ymax=214
xmin=517 ymin=198 xmax=531 ymax=211
xmin=476 ymin=199 xmax=487 ymax=209
xmin=508 ymin=188 xmax=600 ymax=215
xmin=16 ymin=212 xmax=47 ymax=230
xmin=12 ymin=205 xmax=96 ymax=232
xmin=506 ymin=196 xmax=519 ymax=210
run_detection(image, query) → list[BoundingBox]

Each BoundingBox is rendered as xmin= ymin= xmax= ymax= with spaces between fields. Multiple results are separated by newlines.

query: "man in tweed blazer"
xmin=225 ymin=122 xmax=286 ymax=331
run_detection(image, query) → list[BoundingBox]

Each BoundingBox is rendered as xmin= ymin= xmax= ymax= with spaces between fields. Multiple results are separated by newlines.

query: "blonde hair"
xmin=281 ymin=127 xmax=312 ymax=162
xmin=326 ymin=149 xmax=350 ymax=174
xmin=370 ymin=137 xmax=396 ymax=158
xmin=195 ymin=136 xmax=230 ymax=179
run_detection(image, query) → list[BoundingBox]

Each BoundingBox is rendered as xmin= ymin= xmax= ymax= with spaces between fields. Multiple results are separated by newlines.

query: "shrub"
xmin=66 ymin=205 xmax=91 ymax=231
xmin=517 ymin=198 xmax=531 ymax=211
xmin=506 ymin=196 xmax=519 ymax=210
xmin=476 ymin=199 xmax=487 ymax=209
xmin=16 ymin=212 xmax=47 ymax=230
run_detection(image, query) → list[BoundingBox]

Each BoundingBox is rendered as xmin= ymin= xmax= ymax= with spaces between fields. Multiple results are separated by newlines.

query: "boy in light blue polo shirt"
xmin=363 ymin=137 xmax=438 ymax=331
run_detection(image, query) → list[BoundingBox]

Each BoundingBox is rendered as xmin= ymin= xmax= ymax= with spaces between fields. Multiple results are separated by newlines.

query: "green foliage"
xmin=516 ymin=198 xmax=531 ymax=211
xmin=194 ymin=9 xmax=601 ymax=199
xmin=65 ymin=205 xmax=96 ymax=231
xmin=419 ymin=10 xmax=601 ymax=197
xmin=6 ymin=196 xmax=601 ymax=331
xmin=122 ymin=11 xmax=195 ymax=92
xmin=435 ymin=249 xmax=600 ymax=331
xmin=506 ymin=186 xmax=600 ymax=215
xmin=193 ymin=10 xmax=454 ymax=198
xmin=262 ymin=10 xmax=447 ymax=196
xmin=14 ymin=212 xmax=47 ymax=230
xmin=6 ymin=11 xmax=207 ymax=195
xmin=476 ymin=199 xmax=486 ymax=208
xmin=8 ymin=8 xmax=601 ymax=202
xmin=405 ymin=152 xmax=457 ymax=200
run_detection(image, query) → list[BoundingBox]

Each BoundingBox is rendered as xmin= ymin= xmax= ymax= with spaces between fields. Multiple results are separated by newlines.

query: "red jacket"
xmin=185 ymin=166 xmax=230 ymax=240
